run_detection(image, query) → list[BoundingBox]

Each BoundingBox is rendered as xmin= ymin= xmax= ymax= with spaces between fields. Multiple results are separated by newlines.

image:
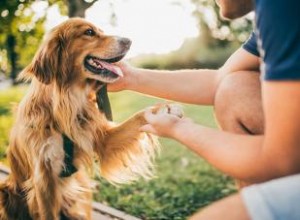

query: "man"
xmin=109 ymin=0 xmax=300 ymax=219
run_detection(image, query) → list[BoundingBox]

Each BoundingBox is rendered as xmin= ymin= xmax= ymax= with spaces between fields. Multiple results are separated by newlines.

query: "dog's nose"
xmin=119 ymin=37 xmax=132 ymax=49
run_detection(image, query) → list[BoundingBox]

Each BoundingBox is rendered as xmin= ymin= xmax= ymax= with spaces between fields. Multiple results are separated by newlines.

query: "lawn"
xmin=0 ymin=86 xmax=236 ymax=219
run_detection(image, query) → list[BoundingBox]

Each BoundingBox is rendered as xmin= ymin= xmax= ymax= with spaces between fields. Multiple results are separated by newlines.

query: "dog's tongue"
xmin=97 ymin=60 xmax=123 ymax=77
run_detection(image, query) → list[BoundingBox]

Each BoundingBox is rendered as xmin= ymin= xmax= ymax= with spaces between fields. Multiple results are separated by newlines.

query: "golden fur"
xmin=0 ymin=18 xmax=159 ymax=220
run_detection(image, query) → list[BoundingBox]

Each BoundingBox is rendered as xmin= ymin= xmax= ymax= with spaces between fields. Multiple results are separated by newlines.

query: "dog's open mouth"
xmin=84 ymin=55 xmax=124 ymax=83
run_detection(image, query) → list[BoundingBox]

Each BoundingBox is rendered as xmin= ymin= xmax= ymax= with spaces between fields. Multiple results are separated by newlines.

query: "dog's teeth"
xmin=89 ymin=60 xmax=97 ymax=67
xmin=88 ymin=59 xmax=93 ymax=65
xmin=87 ymin=57 xmax=104 ymax=69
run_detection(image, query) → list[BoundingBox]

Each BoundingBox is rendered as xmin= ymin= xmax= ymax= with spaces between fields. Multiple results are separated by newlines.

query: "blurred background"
xmin=0 ymin=0 xmax=253 ymax=219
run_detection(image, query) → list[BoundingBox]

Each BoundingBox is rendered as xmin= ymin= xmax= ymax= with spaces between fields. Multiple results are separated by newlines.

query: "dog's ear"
xmin=19 ymin=30 xmax=68 ymax=85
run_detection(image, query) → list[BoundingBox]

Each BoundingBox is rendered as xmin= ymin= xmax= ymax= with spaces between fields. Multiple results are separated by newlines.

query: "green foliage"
xmin=0 ymin=85 xmax=28 ymax=159
xmin=190 ymin=0 xmax=253 ymax=43
xmin=16 ymin=18 xmax=45 ymax=68
xmin=0 ymin=1 xmax=45 ymax=78
xmin=131 ymin=36 xmax=240 ymax=70
xmin=48 ymin=0 xmax=68 ymax=16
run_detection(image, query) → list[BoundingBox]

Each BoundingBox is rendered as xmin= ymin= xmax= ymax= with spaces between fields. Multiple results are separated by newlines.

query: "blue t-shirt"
xmin=243 ymin=32 xmax=259 ymax=57
xmin=242 ymin=0 xmax=300 ymax=81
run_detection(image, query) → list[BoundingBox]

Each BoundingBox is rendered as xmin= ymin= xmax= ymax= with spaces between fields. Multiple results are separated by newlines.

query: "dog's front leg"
xmin=31 ymin=135 xmax=65 ymax=220
xmin=97 ymin=104 xmax=183 ymax=184
xmin=98 ymin=109 xmax=159 ymax=184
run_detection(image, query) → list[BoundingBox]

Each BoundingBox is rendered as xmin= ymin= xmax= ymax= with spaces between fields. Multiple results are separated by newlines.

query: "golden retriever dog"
xmin=0 ymin=18 xmax=183 ymax=220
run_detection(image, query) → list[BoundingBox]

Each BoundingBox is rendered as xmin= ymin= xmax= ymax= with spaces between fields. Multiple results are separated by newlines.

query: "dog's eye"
xmin=84 ymin=29 xmax=95 ymax=36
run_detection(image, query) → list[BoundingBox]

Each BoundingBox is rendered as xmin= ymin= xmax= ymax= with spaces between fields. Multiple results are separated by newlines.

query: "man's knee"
xmin=214 ymin=71 xmax=264 ymax=135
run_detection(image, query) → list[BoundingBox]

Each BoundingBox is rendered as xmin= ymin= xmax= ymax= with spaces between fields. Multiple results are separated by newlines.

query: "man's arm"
xmin=143 ymin=81 xmax=300 ymax=183
xmin=109 ymin=48 xmax=259 ymax=105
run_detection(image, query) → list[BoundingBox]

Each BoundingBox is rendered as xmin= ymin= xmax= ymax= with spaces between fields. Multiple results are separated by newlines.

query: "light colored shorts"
xmin=241 ymin=174 xmax=300 ymax=220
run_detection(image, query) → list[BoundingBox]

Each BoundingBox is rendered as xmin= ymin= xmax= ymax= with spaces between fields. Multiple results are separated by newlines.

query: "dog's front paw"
xmin=153 ymin=103 xmax=184 ymax=118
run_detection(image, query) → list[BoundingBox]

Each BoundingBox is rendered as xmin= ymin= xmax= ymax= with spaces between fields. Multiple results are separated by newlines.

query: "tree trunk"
xmin=7 ymin=34 xmax=18 ymax=84
xmin=66 ymin=0 xmax=97 ymax=18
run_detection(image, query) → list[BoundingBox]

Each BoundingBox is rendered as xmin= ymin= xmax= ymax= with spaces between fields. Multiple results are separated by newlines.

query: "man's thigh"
xmin=189 ymin=193 xmax=250 ymax=220
xmin=241 ymin=174 xmax=300 ymax=220
xmin=189 ymin=174 xmax=300 ymax=220
xmin=214 ymin=71 xmax=264 ymax=135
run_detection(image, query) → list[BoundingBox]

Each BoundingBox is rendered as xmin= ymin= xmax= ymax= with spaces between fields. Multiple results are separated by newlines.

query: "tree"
xmin=66 ymin=0 xmax=97 ymax=17
xmin=190 ymin=0 xmax=253 ymax=45
xmin=0 ymin=0 xmax=45 ymax=83
xmin=48 ymin=0 xmax=98 ymax=18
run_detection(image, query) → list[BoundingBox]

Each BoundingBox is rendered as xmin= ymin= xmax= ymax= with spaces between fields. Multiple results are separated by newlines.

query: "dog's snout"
xmin=119 ymin=37 xmax=132 ymax=49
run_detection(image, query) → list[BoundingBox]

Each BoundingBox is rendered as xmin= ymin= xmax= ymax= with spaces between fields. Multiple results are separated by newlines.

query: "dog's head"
xmin=20 ymin=18 xmax=131 ymax=88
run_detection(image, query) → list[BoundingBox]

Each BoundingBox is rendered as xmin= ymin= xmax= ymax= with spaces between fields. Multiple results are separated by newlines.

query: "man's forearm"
xmin=171 ymin=120 xmax=281 ymax=183
xmin=128 ymin=68 xmax=220 ymax=105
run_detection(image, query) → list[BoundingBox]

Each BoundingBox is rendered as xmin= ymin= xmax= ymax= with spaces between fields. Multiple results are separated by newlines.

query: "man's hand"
xmin=108 ymin=61 xmax=137 ymax=92
xmin=140 ymin=104 xmax=188 ymax=137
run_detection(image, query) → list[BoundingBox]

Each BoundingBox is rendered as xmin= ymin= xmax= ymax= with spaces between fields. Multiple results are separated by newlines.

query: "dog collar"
xmin=60 ymin=134 xmax=78 ymax=178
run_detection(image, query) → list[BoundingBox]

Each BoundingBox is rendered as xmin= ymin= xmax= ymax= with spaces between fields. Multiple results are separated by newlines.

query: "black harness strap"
xmin=96 ymin=84 xmax=113 ymax=121
xmin=59 ymin=85 xmax=112 ymax=178
xmin=60 ymin=134 xmax=78 ymax=178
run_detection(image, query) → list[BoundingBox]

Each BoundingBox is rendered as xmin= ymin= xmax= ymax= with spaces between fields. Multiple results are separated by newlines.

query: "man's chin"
xmin=220 ymin=8 xmax=252 ymax=20
xmin=217 ymin=0 xmax=254 ymax=20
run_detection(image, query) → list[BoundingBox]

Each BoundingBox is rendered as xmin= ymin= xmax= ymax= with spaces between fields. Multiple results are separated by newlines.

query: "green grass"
xmin=0 ymin=85 xmax=28 ymax=159
xmin=95 ymin=92 xmax=236 ymax=219
xmin=0 ymin=86 xmax=236 ymax=219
